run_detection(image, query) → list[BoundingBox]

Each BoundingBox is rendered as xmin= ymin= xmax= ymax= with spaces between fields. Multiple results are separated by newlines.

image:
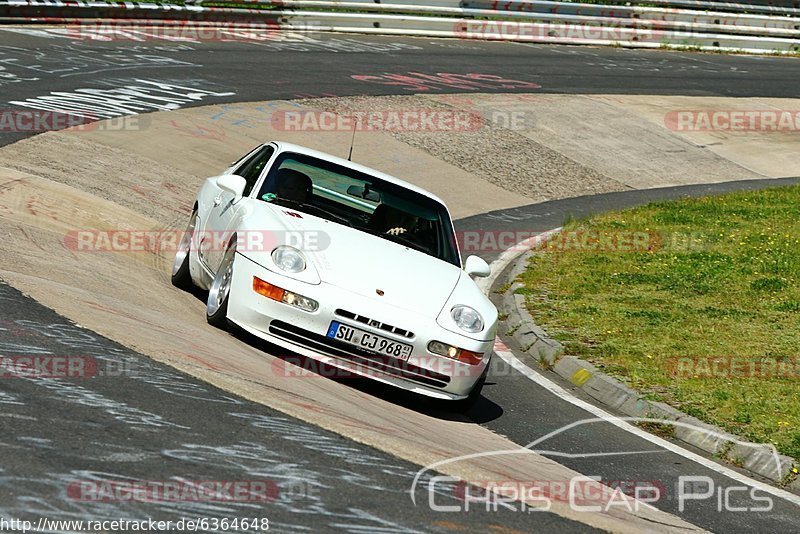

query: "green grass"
xmin=519 ymin=185 xmax=800 ymax=461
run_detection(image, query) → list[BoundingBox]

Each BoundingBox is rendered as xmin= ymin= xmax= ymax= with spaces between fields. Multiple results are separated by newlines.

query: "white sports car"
xmin=172 ymin=141 xmax=496 ymax=405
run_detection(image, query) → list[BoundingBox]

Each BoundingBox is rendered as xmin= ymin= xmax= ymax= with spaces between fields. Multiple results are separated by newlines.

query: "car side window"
xmin=234 ymin=145 xmax=275 ymax=197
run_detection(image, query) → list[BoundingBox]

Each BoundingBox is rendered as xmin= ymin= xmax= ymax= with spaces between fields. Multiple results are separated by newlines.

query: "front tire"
xmin=451 ymin=367 xmax=488 ymax=413
xmin=171 ymin=210 xmax=197 ymax=290
xmin=206 ymin=241 xmax=236 ymax=329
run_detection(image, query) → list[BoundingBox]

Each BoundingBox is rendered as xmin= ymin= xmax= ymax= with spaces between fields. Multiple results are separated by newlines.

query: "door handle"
xmin=213 ymin=196 xmax=222 ymax=206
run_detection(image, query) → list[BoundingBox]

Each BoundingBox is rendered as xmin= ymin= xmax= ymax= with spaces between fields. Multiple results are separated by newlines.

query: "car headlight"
xmin=451 ymin=305 xmax=484 ymax=333
xmin=271 ymin=246 xmax=306 ymax=273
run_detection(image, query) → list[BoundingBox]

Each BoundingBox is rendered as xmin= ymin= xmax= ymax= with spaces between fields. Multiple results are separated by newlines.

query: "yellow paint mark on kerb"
xmin=571 ymin=368 xmax=593 ymax=386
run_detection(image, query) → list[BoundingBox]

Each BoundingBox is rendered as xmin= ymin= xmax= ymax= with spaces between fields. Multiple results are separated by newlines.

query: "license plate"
xmin=326 ymin=321 xmax=413 ymax=361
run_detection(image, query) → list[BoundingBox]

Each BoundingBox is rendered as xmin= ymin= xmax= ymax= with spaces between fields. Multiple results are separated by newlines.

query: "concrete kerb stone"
xmin=730 ymin=443 xmax=795 ymax=482
xmin=496 ymin=246 xmax=799 ymax=486
xmin=672 ymin=415 xmax=736 ymax=456
xmin=503 ymin=286 xmax=563 ymax=367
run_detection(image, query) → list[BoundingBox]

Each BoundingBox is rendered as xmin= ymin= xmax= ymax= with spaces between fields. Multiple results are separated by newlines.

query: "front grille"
xmin=268 ymin=320 xmax=450 ymax=388
xmin=335 ymin=309 xmax=414 ymax=339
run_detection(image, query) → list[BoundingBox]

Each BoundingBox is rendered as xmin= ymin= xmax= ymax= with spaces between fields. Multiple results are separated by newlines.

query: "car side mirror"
xmin=464 ymin=255 xmax=490 ymax=278
xmin=217 ymin=174 xmax=247 ymax=203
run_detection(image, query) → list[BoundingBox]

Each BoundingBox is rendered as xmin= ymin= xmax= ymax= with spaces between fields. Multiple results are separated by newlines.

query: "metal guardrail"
xmin=532 ymin=0 xmax=800 ymax=16
xmin=268 ymin=0 xmax=800 ymax=20
xmin=0 ymin=0 xmax=798 ymax=54
xmin=271 ymin=0 xmax=800 ymax=38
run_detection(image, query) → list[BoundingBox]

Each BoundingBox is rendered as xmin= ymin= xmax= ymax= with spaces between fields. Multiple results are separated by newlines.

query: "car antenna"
xmin=347 ymin=115 xmax=358 ymax=161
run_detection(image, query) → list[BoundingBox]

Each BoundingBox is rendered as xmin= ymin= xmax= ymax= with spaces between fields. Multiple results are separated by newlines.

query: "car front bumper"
xmin=226 ymin=253 xmax=493 ymax=400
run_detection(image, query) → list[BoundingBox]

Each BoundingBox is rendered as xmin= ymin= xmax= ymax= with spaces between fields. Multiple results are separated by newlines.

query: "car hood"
xmin=242 ymin=202 xmax=463 ymax=317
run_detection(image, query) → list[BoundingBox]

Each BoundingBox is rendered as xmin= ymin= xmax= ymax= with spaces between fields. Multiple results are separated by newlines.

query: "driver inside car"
xmin=369 ymin=204 xmax=417 ymax=236
xmin=276 ymin=168 xmax=312 ymax=203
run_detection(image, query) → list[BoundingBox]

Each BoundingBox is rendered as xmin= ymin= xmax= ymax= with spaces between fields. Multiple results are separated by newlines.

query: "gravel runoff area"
xmin=297 ymin=95 xmax=630 ymax=203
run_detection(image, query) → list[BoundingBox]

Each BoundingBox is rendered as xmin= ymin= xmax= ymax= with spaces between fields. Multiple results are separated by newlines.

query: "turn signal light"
xmin=253 ymin=277 xmax=285 ymax=301
xmin=253 ymin=277 xmax=319 ymax=312
xmin=428 ymin=341 xmax=484 ymax=365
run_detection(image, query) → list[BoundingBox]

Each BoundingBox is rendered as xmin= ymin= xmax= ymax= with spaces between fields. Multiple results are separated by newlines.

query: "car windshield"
xmin=256 ymin=151 xmax=461 ymax=267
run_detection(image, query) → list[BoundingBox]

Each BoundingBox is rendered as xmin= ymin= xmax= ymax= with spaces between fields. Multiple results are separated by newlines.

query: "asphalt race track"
xmin=0 ymin=281 xmax=594 ymax=532
xmin=1 ymin=27 xmax=800 ymax=532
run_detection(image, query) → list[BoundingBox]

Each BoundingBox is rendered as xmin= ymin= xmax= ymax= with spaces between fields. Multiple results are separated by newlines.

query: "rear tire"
xmin=206 ymin=241 xmax=236 ymax=329
xmin=171 ymin=210 xmax=197 ymax=290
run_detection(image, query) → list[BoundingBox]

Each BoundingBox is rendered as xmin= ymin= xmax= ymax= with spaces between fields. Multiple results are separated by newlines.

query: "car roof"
xmin=270 ymin=141 xmax=449 ymax=208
